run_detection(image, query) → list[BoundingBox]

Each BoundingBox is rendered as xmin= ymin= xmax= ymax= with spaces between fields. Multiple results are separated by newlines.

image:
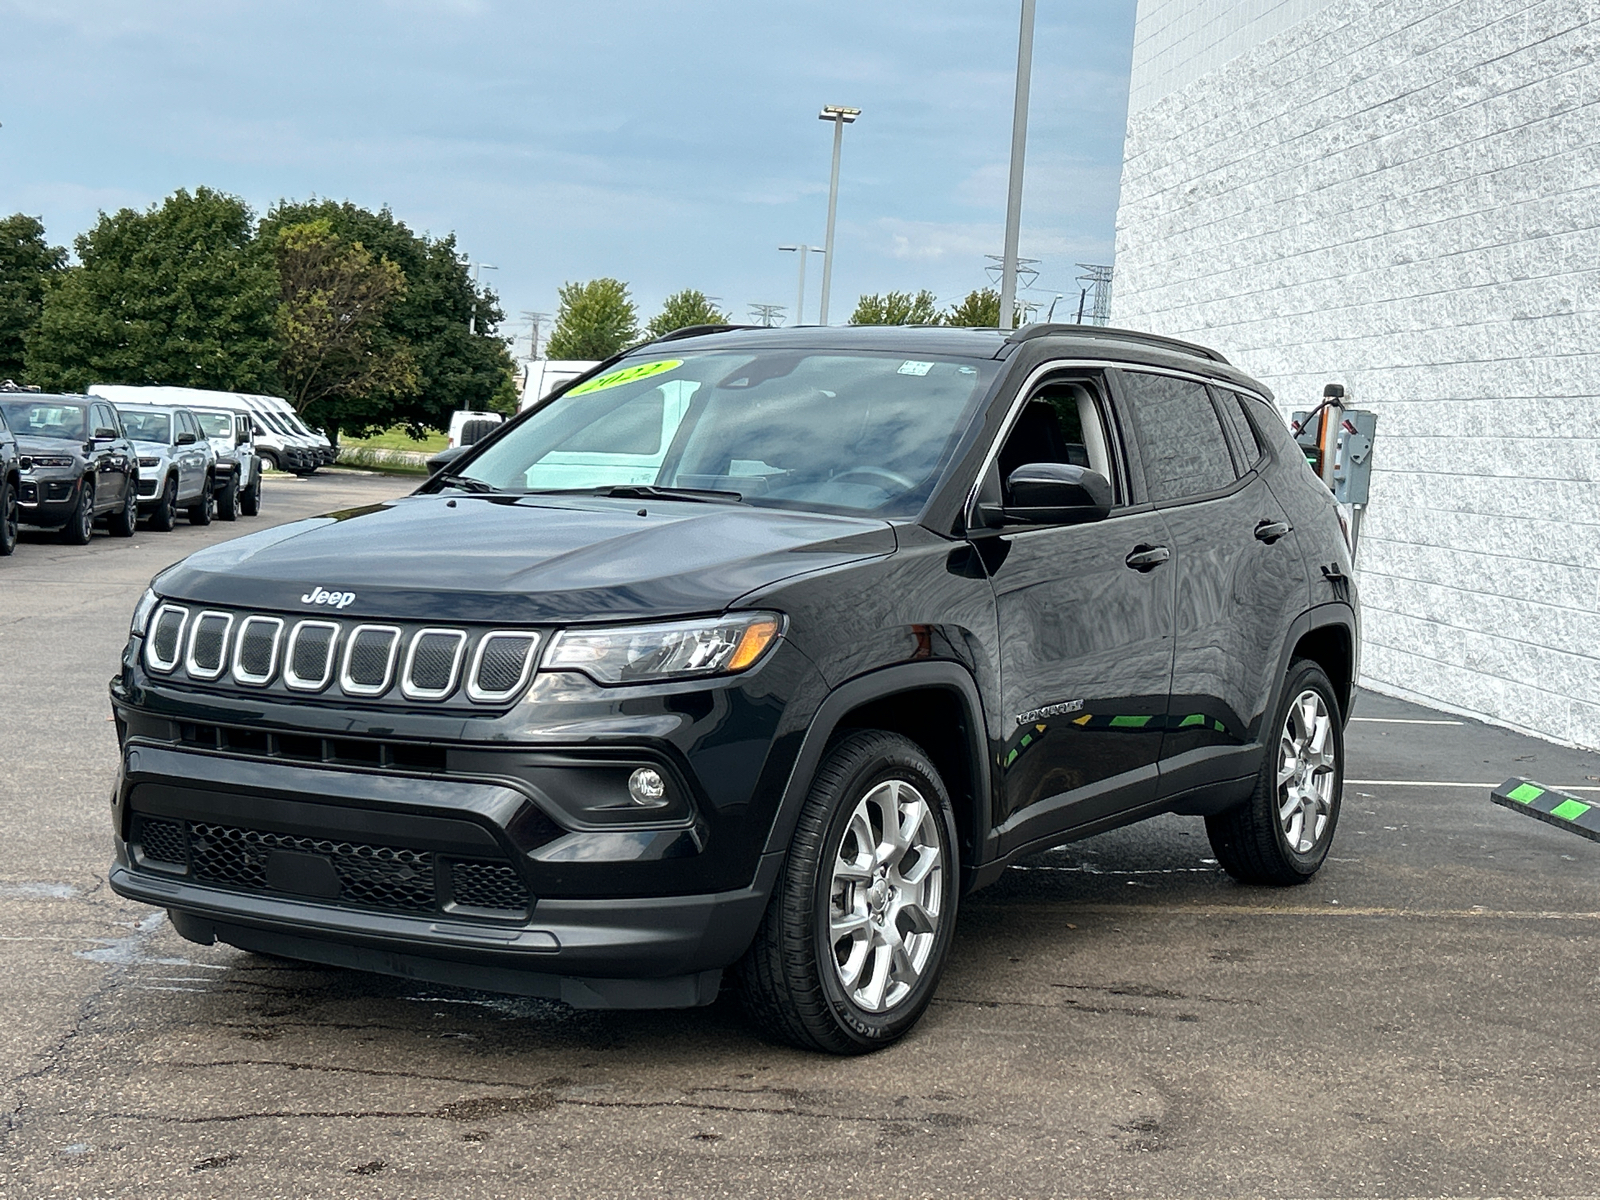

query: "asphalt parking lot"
xmin=2 ymin=470 xmax=1598 ymax=1199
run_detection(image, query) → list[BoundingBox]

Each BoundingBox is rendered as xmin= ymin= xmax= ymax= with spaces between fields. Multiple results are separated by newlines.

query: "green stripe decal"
xmin=1110 ymin=715 xmax=1153 ymax=728
xmin=1507 ymin=782 xmax=1544 ymax=804
xmin=1551 ymin=798 xmax=1590 ymax=821
xmin=1179 ymin=714 xmax=1205 ymax=728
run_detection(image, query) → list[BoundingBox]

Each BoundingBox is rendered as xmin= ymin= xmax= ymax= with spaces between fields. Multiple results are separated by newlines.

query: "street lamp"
xmin=468 ymin=262 xmax=497 ymax=336
xmin=778 ymin=245 xmax=826 ymax=326
xmin=998 ymin=0 xmax=1036 ymax=331
xmin=816 ymin=104 xmax=860 ymax=326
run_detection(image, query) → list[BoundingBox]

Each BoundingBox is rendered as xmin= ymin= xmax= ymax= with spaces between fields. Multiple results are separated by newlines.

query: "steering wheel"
xmin=831 ymin=466 xmax=914 ymax=491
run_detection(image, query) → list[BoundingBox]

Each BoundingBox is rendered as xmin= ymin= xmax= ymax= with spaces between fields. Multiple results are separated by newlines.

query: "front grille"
xmin=285 ymin=621 xmax=338 ymax=691
xmin=403 ymin=629 xmax=466 ymax=700
xmin=130 ymin=812 xmax=533 ymax=918
xmin=451 ymin=861 xmax=532 ymax=913
xmin=185 ymin=612 xmax=232 ymax=679
xmin=468 ymin=632 xmax=540 ymax=702
xmin=147 ymin=605 xmax=189 ymax=672
xmin=342 ymin=625 xmax=401 ymax=695
xmin=232 ymin=616 xmax=283 ymax=685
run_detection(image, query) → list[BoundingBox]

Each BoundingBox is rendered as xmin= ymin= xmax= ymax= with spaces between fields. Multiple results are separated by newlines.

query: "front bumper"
xmin=17 ymin=472 xmax=82 ymax=526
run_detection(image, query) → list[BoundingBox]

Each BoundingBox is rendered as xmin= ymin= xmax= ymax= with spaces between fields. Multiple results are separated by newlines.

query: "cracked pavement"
xmin=3 ymin=471 xmax=1599 ymax=1198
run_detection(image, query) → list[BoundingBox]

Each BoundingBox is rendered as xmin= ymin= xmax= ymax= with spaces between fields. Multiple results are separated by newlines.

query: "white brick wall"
xmin=1113 ymin=0 xmax=1600 ymax=749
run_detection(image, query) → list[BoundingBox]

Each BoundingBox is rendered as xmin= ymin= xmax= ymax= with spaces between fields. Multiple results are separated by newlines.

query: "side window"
xmin=1119 ymin=372 xmax=1235 ymax=503
xmin=1214 ymin=388 xmax=1264 ymax=474
xmin=994 ymin=378 xmax=1118 ymax=505
xmin=91 ymin=404 xmax=110 ymax=435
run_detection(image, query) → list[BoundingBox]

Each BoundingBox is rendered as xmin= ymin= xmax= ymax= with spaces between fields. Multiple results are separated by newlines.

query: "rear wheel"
xmin=216 ymin=472 xmax=239 ymax=521
xmin=0 ymin=475 xmax=17 ymax=555
xmin=736 ymin=731 xmax=958 ymax=1054
xmin=1206 ymin=660 xmax=1344 ymax=885
xmin=108 ymin=480 xmax=137 ymax=537
xmin=188 ymin=475 xmax=215 ymax=525
xmin=60 ymin=477 xmax=94 ymax=545
xmin=149 ymin=475 xmax=178 ymax=532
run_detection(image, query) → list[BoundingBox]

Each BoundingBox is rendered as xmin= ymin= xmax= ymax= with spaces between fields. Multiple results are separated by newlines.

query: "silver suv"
xmin=115 ymin=404 xmax=219 ymax=530
xmin=189 ymin=406 xmax=262 ymax=519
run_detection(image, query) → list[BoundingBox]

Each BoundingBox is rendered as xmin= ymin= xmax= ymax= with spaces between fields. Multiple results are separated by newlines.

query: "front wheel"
xmin=1206 ymin=659 xmax=1344 ymax=885
xmin=108 ymin=480 xmax=138 ymax=537
xmin=60 ymin=477 xmax=94 ymax=544
xmin=216 ymin=472 xmax=239 ymax=521
xmin=188 ymin=475 xmax=215 ymax=525
xmin=149 ymin=476 xmax=177 ymax=532
xmin=0 ymin=476 xmax=17 ymax=555
xmin=736 ymin=731 xmax=959 ymax=1054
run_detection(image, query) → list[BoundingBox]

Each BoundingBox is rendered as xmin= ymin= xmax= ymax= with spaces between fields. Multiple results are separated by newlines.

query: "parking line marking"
xmin=1351 ymin=717 xmax=1464 ymax=725
xmin=1348 ymin=779 xmax=1600 ymax=791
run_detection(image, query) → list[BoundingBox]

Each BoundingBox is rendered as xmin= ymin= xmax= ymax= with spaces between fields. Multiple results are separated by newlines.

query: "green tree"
xmin=262 ymin=199 xmax=515 ymax=432
xmin=944 ymin=288 xmax=1002 ymax=327
xmin=0 ymin=214 xmax=66 ymax=384
xmin=274 ymin=220 xmax=418 ymax=440
xmin=646 ymin=289 xmax=729 ymax=338
xmin=27 ymin=188 xmax=279 ymax=394
xmin=547 ymin=278 xmax=639 ymax=359
xmin=848 ymin=289 xmax=941 ymax=326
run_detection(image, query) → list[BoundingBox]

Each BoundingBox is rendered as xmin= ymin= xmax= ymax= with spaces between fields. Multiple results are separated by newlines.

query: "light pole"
xmin=778 ymin=245 xmax=826 ymax=326
xmin=816 ymin=104 xmax=860 ymax=326
xmin=468 ymin=262 xmax=497 ymax=336
xmin=998 ymin=0 xmax=1036 ymax=331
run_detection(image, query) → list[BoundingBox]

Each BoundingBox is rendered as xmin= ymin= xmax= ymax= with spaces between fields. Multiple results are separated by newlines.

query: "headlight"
xmin=130 ymin=588 xmax=160 ymax=637
xmin=543 ymin=612 xmax=782 ymax=685
xmin=27 ymin=455 xmax=74 ymax=469
xmin=138 ymin=457 xmax=160 ymax=468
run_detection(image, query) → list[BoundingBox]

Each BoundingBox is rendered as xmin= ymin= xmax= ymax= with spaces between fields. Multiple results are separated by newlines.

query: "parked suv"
xmin=189 ymin=405 xmax=262 ymax=519
xmin=108 ymin=325 xmax=1359 ymax=1053
xmin=115 ymin=404 xmax=220 ymax=530
xmin=0 ymin=403 xmax=18 ymax=557
xmin=1 ymin=393 xmax=138 ymax=542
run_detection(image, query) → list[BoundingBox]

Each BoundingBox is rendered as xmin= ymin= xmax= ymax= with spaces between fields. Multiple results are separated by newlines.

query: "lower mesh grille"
xmin=451 ymin=861 xmax=533 ymax=913
xmin=138 ymin=817 xmax=188 ymax=865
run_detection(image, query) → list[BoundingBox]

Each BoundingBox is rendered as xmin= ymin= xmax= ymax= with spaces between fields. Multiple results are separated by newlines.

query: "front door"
xmin=979 ymin=374 xmax=1176 ymax=856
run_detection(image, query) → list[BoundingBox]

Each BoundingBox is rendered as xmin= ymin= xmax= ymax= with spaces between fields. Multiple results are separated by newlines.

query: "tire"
xmin=108 ymin=480 xmax=138 ymax=538
xmin=0 ymin=476 xmax=17 ymax=556
xmin=188 ymin=475 xmax=215 ymax=525
xmin=735 ymin=730 xmax=959 ymax=1054
xmin=60 ymin=477 xmax=94 ymax=544
xmin=149 ymin=475 xmax=178 ymax=532
xmin=1206 ymin=659 xmax=1344 ymax=886
xmin=216 ymin=472 xmax=239 ymax=521
xmin=259 ymin=451 xmax=280 ymax=472
xmin=239 ymin=470 xmax=260 ymax=517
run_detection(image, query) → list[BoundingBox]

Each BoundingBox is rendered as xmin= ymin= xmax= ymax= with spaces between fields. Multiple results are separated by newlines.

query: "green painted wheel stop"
xmin=1491 ymin=778 xmax=1600 ymax=843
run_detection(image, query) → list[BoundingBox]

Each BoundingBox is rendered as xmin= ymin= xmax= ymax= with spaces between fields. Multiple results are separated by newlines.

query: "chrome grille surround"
xmin=145 ymin=604 xmax=191 ymax=674
xmin=231 ymin=615 xmax=285 ymax=686
xmin=184 ymin=611 xmax=234 ymax=680
xmin=340 ymin=624 xmax=402 ymax=697
xmin=466 ymin=631 xmax=541 ymax=703
xmin=401 ymin=628 xmax=468 ymax=701
xmin=284 ymin=619 xmax=340 ymax=692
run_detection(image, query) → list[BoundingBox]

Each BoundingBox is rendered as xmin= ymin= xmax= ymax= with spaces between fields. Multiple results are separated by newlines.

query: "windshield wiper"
xmin=441 ymin=475 xmax=499 ymax=494
xmin=599 ymin=484 xmax=745 ymax=504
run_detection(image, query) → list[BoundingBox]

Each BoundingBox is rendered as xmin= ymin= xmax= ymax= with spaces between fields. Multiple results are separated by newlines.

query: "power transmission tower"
xmin=1075 ymin=264 xmax=1113 ymax=326
xmin=749 ymin=303 xmax=786 ymax=328
xmin=520 ymin=310 xmax=550 ymax=359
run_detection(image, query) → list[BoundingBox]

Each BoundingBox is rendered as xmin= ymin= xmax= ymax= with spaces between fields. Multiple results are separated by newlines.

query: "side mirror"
xmin=94 ymin=427 xmax=119 ymax=441
xmin=426 ymin=444 xmax=469 ymax=474
xmin=176 ymin=431 xmax=196 ymax=446
xmin=235 ymin=429 xmax=249 ymax=446
xmin=975 ymin=463 xmax=1113 ymax=532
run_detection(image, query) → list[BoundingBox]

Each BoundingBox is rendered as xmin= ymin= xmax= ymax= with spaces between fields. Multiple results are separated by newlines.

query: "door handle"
xmin=1125 ymin=544 xmax=1171 ymax=572
xmin=1254 ymin=518 xmax=1292 ymax=544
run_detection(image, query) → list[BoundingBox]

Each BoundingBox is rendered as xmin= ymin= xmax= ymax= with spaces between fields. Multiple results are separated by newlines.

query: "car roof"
xmin=0 ymin=392 xmax=92 ymax=404
xmin=113 ymin=402 xmax=185 ymax=415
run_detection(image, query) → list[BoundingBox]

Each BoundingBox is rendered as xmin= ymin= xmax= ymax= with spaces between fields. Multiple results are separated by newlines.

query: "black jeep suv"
xmin=109 ymin=324 xmax=1358 ymax=1053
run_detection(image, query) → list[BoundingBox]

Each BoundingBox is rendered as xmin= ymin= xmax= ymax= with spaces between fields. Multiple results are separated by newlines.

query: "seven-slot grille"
xmin=132 ymin=814 xmax=532 ymax=918
xmin=141 ymin=604 xmax=540 ymax=706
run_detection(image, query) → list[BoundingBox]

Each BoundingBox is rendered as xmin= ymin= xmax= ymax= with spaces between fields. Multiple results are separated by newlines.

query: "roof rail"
xmin=647 ymin=324 xmax=766 ymax=344
xmin=1004 ymin=323 xmax=1230 ymax=364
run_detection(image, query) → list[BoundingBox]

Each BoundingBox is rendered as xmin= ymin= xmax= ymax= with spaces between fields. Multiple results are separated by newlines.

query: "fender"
xmin=759 ymin=661 xmax=994 ymax=888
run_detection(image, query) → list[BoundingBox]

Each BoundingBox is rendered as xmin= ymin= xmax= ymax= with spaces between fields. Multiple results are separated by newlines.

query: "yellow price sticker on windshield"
xmin=567 ymin=359 xmax=683 ymax=396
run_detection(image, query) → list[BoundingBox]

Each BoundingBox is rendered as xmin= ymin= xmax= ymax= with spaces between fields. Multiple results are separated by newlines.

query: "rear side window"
xmin=1215 ymin=389 xmax=1264 ymax=473
xmin=1119 ymin=372 xmax=1235 ymax=503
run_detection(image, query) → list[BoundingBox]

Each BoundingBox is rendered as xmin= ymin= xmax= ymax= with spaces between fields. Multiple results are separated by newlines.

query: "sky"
xmin=0 ymin=0 xmax=1139 ymax=355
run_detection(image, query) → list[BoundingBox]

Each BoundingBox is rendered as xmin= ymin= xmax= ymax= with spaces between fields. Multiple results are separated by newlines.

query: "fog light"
xmin=628 ymin=767 xmax=668 ymax=807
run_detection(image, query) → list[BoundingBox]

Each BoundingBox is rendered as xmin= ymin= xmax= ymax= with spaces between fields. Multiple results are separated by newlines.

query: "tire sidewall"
xmin=1269 ymin=662 xmax=1344 ymax=875
xmin=71 ymin=478 xmax=95 ymax=542
xmin=807 ymin=739 xmax=960 ymax=1048
xmin=0 ymin=478 xmax=16 ymax=554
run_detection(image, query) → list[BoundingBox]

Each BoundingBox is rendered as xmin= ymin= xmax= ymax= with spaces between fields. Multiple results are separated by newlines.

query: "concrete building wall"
xmin=1112 ymin=0 xmax=1600 ymax=749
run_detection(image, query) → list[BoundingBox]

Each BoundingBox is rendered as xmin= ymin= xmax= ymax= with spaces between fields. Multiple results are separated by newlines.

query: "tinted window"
xmin=120 ymin=410 xmax=172 ymax=443
xmin=1120 ymin=372 xmax=1235 ymax=503
xmin=0 ymin=400 xmax=88 ymax=440
xmin=1215 ymin=389 xmax=1264 ymax=473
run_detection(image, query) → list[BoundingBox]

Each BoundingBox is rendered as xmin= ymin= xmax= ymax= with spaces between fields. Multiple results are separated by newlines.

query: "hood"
xmin=130 ymin=439 xmax=174 ymax=457
xmin=16 ymin=435 xmax=86 ymax=459
xmin=155 ymin=493 xmax=898 ymax=623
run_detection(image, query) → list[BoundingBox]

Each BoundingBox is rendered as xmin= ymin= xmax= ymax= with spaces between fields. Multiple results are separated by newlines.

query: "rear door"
xmin=1114 ymin=370 xmax=1308 ymax=802
xmin=979 ymin=369 xmax=1177 ymax=855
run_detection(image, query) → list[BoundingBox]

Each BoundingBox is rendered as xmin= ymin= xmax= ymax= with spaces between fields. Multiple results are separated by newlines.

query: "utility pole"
xmin=749 ymin=303 xmax=786 ymax=328
xmin=467 ymin=262 xmax=497 ymax=336
xmin=1075 ymin=264 xmax=1113 ymax=326
xmin=778 ymin=245 xmax=825 ymax=326
xmin=998 ymin=0 xmax=1036 ymax=331
xmin=520 ymin=310 xmax=550 ymax=359
xmin=816 ymin=104 xmax=860 ymax=326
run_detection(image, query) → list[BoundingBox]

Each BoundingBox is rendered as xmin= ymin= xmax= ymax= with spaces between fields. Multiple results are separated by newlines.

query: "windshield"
xmin=119 ymin=410 xmax=173 ymax=443
xmin=455 ymin=350 xmax=999 ymax=516
xmin=192 ymin=411 xmax=233 ymax=439
xmin=0 ymin=400 xmax=87 ymax=440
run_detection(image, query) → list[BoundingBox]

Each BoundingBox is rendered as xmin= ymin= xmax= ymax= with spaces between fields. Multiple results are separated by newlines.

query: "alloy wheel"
xmin=1277 ymin=689 xmax=1337 ymax=853
xmin=827 ymin=778 xmax=945 ymax=1013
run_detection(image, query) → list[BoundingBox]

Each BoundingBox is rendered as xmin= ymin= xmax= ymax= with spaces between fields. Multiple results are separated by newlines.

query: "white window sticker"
xmin=897 ymin=360 xmax=934 ymax=376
